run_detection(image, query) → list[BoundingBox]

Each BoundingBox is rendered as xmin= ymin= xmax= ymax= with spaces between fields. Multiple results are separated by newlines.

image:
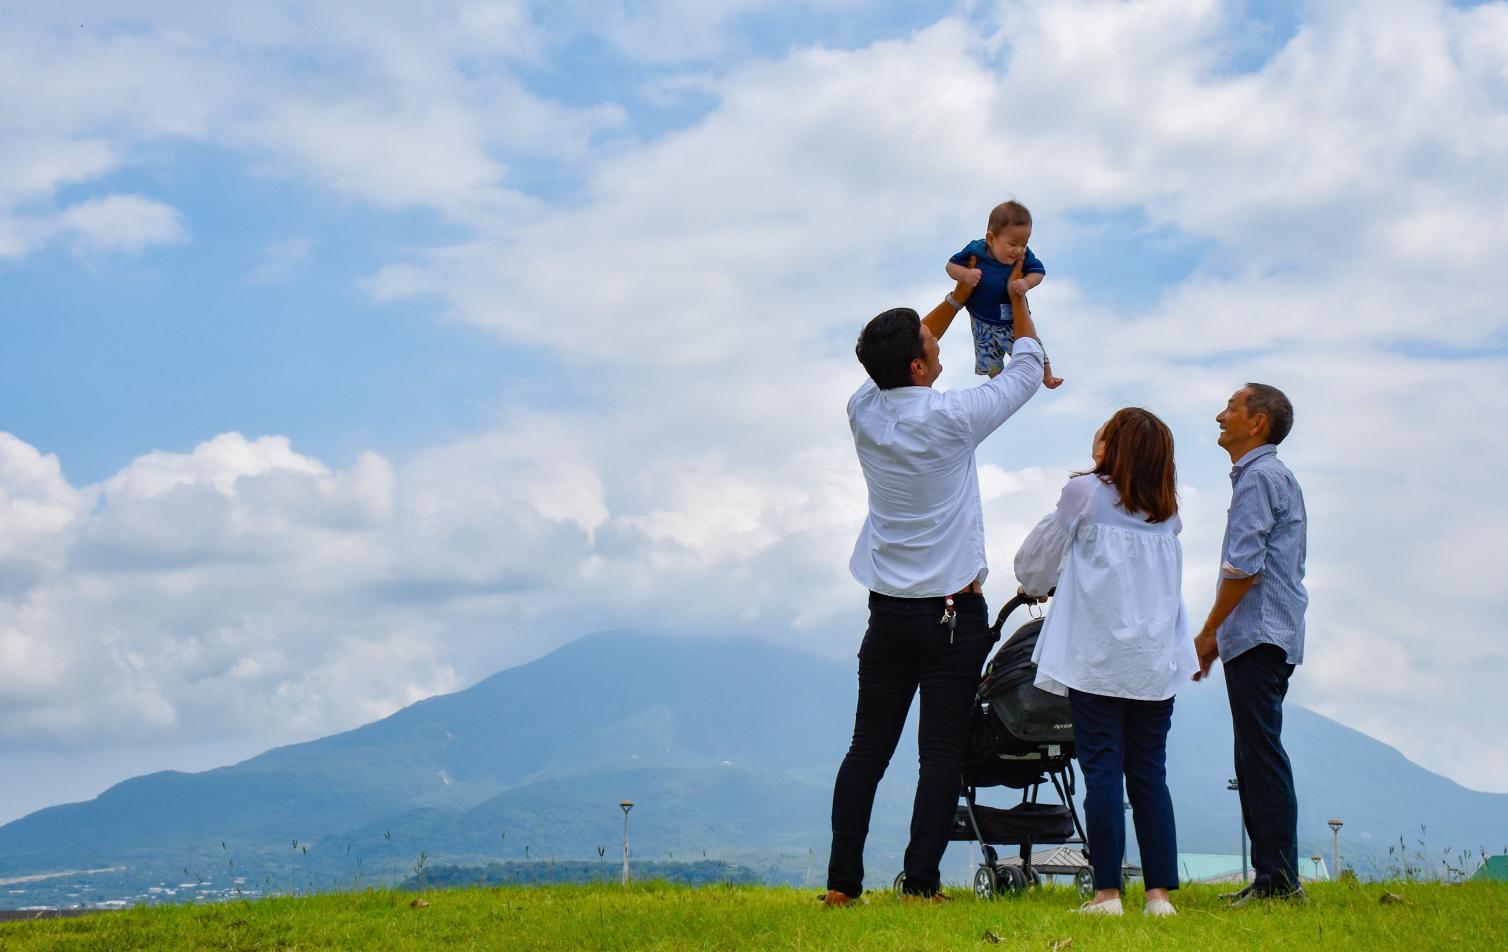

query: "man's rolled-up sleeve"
xmin=957 ymin=337 xmax=1044 ymax=445
xmin=1222 ymin=473 xmax=1276 ymax=579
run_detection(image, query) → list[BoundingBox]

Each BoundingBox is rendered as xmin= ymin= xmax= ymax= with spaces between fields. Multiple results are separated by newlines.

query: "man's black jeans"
xmin=1225 ymin=642 xmax=1300 ymax=894
xmin=827 ymin=591 xmax=995 ymax=897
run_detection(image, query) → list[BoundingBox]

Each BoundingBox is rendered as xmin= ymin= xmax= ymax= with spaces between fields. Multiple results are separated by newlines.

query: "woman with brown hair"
xmin=1014 ymin=407 xmax=1197 ymax=917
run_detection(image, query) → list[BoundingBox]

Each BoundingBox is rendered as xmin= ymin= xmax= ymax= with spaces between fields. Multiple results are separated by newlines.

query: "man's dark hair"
xmin=856 ymin=307 xmax=924 ymax=389
xmin=1243 ymin=382 xmax=1294 ymax=444
xmin=987 ymin=200 xmax=1032 ymax=235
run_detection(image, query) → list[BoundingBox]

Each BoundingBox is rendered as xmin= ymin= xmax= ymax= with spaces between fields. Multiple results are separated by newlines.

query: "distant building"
xmin=1177 ymin=853 xmax=1328 ymax=884
xmin=1471 ymin=855 xmax=1508 ymax=882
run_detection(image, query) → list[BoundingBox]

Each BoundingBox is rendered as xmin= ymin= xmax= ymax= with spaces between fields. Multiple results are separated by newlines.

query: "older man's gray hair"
xmin=1243 ymin=383 xmax=1294 ymax=445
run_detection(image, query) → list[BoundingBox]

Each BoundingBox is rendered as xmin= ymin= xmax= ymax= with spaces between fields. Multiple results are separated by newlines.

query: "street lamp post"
xmin=620 ymin=801 xmax=635 ymax=885
xmin=1228 ymin=779 xmax=1248 ymax=883
xmin=1328 ymin=819 xmax=1344 ymax=879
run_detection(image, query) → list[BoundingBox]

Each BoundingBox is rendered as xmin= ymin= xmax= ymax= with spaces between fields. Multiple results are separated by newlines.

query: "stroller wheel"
xmin=1001 ymin=865 xmax=1029 ymax=894
xmin=892 ymin=871 xmax=906 ymax=896
xmin=973 ymin=866 xmax=998 ymax=900
xmin=1074 ymin=867 xmax=1094 ymax=897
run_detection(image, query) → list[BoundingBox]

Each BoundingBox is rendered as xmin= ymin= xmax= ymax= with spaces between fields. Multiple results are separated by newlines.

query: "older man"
xmin=1194 ymin=383 xmax=1308 ymax=904
xmin=824 ymin=269 xmax=1043 ymax=905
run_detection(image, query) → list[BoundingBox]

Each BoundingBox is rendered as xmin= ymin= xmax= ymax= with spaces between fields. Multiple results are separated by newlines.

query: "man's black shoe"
xmin=1230 ymin=885 xmax=1308 ymax=908
xmin=1218 ymin=884 xmax=1255 ymax=903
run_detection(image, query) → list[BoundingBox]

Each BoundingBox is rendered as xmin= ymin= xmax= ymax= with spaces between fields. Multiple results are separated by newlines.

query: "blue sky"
xmin=4 ymin=147 xmax=535 ymax=485
xmin=3 ymin=0 xmax=1507 ymax=824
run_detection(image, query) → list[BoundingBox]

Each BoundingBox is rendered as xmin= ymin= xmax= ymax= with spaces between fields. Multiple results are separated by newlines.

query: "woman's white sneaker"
xmin=1075 ymin=898 xmax=1123 ymax=916
xmin=1144 ymin=899 xmax=1177 ymax=917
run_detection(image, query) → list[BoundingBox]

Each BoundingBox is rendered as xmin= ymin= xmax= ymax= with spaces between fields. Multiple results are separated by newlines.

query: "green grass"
xmin=2 ymin=880 xmax=1504 ymax=950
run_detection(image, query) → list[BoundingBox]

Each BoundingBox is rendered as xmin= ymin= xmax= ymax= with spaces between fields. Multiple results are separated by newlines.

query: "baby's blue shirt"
xmin=949 ymin=239 xmax=1046 ymax=326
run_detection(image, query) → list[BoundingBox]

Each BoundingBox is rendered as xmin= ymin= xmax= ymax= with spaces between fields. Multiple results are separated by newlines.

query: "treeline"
xmin=403 ymin=859 xmax=762 ymax=889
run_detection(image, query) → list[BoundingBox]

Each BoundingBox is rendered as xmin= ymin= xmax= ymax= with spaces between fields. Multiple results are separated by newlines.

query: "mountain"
xmin=2 ymin=629 xmax=1504 ymax=906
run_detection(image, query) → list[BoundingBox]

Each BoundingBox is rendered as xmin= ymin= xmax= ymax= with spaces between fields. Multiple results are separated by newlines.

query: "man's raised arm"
xmin=921 ymin=257 xmax=980 ymax=341
xmin=953 ymin=258 xmax=1044 ymax=441
xmin=1005 ymin=257 xmax=1039 ymax=346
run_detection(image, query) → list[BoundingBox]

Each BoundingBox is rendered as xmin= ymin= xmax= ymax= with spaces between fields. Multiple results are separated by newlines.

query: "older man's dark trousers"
xmin=827 ymin=592 xmax=994 ymax=897
xmin=1225 ymin=643 xmax=1300 ymax=895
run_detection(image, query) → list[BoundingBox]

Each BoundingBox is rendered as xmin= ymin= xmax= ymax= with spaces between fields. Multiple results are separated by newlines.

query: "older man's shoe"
xmin=821 ymin=890 xmax=854 ymax=908
xmin=1219 ymin=884 xmax=1254 ymax=903
xmin=1230 ymin=885 xmax=1309 ymax=908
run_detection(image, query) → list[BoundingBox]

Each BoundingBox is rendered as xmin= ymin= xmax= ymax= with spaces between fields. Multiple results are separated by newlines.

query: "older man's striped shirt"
xmin=1216 ymin=444 xmax=1308 ymax=664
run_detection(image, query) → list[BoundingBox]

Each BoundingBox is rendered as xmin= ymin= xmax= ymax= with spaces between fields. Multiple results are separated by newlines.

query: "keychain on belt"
xmin=940 ymin=595 xmax=957 ymax=643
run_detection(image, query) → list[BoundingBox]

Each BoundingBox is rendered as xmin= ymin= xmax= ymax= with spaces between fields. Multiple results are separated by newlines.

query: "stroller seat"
xmin=948 ymin=591 xmax=1091 ymax=899
xmin=949 ymin=801 xmax=1075 ymax=844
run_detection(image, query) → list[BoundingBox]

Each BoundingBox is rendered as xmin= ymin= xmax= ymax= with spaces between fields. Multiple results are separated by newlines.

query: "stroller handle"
xmin=990 ymin=587 xmax=1054 ymax=638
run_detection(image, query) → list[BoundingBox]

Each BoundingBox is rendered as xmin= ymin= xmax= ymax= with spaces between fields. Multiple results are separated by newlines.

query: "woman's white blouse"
xmin=1014 ymin=474 xmax=1198 ymax=701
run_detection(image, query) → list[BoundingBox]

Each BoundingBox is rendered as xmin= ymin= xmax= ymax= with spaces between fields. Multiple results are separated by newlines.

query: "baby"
xmin=946 ymin=200 xmax=1062 ymax=388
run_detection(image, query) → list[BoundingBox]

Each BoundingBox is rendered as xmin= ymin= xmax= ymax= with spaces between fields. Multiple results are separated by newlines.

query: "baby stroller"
xmin=950 ymin=590 xmax=1093 ymax=898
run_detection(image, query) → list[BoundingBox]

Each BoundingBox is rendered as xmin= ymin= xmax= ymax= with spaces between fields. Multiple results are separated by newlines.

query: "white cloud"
xmin=0 ymin=433 xmax=427 ymax=750
xmin=241 ymin=101 xmax=514 ymax=215
xmin=0 ymin=436 xmax=92 ymax=595
xmin=0 ymin=1 xmax=617 ymax=259
xmin=0 ymin=421 xmax=864 ymax=760
xmin=0 ymin=138 xmax=120 ymax=257
xmin=53 ymin=193 xmax=187 ymax=254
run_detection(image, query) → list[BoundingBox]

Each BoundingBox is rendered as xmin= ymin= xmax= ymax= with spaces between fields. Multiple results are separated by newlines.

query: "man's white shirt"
xmin=847 ymin=337 xmax=1043 ymax=597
